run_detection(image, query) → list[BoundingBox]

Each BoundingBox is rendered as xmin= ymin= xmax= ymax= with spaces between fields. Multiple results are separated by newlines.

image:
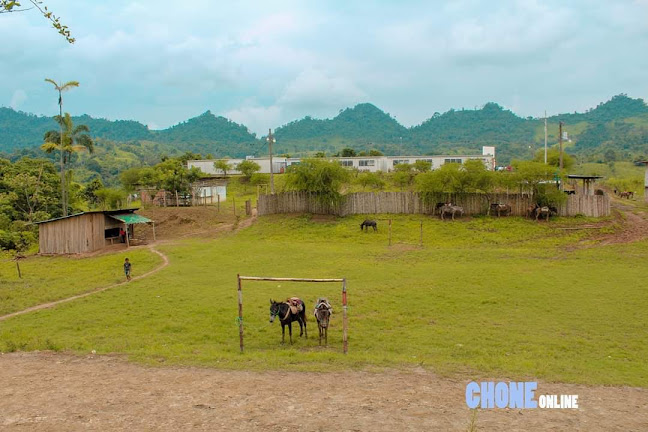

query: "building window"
xmin=359 ymin=160 xmax=375 ymax=167
xmin=444 ymin=158 xmax=462 ymax=164
xmin=339 ymin=160 xmax=354 ymax=167
xmin=393 ymin=159 xmax=409 ymax=166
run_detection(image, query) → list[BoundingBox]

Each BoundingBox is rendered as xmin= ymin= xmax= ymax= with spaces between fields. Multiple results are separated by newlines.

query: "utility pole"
xmin=267 ymin=129 xmax=275 ymax=194
xmin=544 ymin=111 xmax=548 ymax=164
xmin=559 ymin=121 xmax=564 ymax=171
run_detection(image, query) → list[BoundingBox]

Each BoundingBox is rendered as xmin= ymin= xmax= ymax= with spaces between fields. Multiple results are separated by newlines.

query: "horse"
xmin=440 ymin=204 xmax=464 ymax=220
xmin=313 ymin=298 xmax=332 ymax=346
xmin=535 ymin=205 xmax=557 ymax=221
xmin=433 ymin=202 xmax=449 ymax=215
xmin=269 ymin=298 xmax=307 ymax=344
xmin=490 ymin=203 xmax=511 ymax=217
xmin=620 ymin=191 xmax=634 ymax=199
xmin=360 ymin=220 xmax=377 ymax=232
xmin=526 ymin=204 xmax=540 ymax=219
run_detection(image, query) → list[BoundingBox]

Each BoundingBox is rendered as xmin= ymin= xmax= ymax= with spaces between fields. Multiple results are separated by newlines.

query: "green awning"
xmin=109 ymin=213 xmax=153 ymax=224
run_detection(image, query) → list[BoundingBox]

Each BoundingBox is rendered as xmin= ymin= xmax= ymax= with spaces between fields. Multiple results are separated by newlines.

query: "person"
xmin=124 ymin=257 xmax=132 ymax=281
xmin=119 ymin=228 xmax=126 ymax=243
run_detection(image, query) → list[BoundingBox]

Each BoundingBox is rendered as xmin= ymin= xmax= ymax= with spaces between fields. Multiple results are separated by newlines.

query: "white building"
xmin=188 ymin=147 xmax=495 ymax=175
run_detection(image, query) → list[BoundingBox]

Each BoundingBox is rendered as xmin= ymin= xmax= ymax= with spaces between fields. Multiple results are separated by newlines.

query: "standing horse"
xmin=314 ymin=298 xmax=332 ymax=346
xmin=270 ymin=298 xmax=307 ymax=344
xmin=360 ymin=220 xmax=378 ymax=231
xmin=440 ymin=204 xmax=464 ymax=220
xmin=490 ymin=203 xmax=511 ymax=217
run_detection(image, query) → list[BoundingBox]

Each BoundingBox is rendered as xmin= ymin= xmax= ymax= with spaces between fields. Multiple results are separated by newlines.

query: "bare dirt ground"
xmin=1 ymin=352 xmax=647 ymax=431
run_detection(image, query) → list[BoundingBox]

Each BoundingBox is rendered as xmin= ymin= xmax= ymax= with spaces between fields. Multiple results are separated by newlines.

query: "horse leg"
xmin=318 ymin=323 xmax=322 ymax=346
xmin=324 ymin=327 xmax=328 ymax=345
xmin=288 ymin=322 xmax=293 ymax=344
xmin=281 ymin=323 xmax=285 ymax=344
xmin=303 ymin=314 xmax=307 ymax=338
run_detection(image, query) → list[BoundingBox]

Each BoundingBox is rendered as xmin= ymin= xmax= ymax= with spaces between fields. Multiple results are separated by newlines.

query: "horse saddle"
xmin=287 ymin=297 xmax=303 ymax=315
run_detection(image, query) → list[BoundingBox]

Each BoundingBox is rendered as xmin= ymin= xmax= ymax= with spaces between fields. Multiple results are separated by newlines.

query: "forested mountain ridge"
xmin=2 ymin=94 xmax=648 ymax=164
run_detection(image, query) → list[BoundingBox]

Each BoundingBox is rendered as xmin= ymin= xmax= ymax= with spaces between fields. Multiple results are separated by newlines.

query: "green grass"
xmin=0 ymin=214 xmax=646 ymax=387
xmin=0 ymin=248 xmax=161 ymax=315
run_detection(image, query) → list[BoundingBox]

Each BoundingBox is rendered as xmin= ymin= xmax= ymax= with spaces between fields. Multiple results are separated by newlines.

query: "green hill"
xmin=2 ymin=94 xmax=648 ymax=165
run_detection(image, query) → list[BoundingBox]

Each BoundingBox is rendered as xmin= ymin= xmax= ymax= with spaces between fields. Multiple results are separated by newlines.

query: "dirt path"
xmin=0 ymin=247 xmax=169 ymax=322
xmin=0 ymin=352 xmax=646 ymax=431
xmin=598 ymin=199 xmax=648 ymax=245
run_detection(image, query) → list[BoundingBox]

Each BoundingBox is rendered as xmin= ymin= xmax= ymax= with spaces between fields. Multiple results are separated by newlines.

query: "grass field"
xmin=0 ymin=248 xmax=161 ymax=316
xmin=0 ymin=214 xmax=647 ymax=387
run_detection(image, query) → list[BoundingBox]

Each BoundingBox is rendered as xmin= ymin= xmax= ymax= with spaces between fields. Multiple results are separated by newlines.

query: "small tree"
xmin=237 ymin=160 xmax=261 ymax=180
xmin=285 ymin=159 xmax=350 ymax=206
xmin=214 ymin=159 xmax=233 ymax=176
xmin=392 ymin=163 xmax=414 ymax=190
xmin=340 ymin=148 xmax=357 ymax=157
xmin=413 ymin=160 xmax=432 ymax=173
xmin=357 ymin=172 xmax=385 ymax=190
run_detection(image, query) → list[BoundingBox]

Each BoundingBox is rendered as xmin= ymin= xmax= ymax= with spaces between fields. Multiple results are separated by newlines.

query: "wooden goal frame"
xmin=237 ymin=275 xmax=348 ymax=354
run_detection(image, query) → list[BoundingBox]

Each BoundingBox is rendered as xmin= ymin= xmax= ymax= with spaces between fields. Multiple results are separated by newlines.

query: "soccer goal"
xmin=236 ymin=275 xmax=348 ymax=354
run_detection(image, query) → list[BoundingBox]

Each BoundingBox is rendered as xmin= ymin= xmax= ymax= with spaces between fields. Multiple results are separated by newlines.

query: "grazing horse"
xmin=440 ymin=204 xmax=464 ymax=220
xmin=490 ymin=203 xmax=511 ymax=217
xmin=620 ymin=191 xmax=634 ymax=199
xmin=360 ymin=219 xmax=378 ymax=231
xmin=313 ymin=298 xmax=332 ymax=346
xmin=270 ymin=298 xmax=307 ymax=344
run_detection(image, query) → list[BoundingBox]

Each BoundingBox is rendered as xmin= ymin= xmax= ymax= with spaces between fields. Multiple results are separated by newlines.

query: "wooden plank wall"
xmin=258 ymin=192 xmax=609 ymax=217
xmin=39 ymin=213 xmax=106 ymax=254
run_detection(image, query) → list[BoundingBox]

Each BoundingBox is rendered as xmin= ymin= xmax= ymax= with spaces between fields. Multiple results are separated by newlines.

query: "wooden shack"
xmin=36 ymin=209 xmax=155 ymax=254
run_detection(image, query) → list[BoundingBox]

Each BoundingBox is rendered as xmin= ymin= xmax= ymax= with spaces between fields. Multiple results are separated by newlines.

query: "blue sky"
xmin=1 ymin=0 xmax=647 ymax=135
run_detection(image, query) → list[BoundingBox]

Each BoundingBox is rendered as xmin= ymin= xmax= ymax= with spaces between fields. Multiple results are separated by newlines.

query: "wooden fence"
xmin=257 ymin=191 xmax=610 ymax=217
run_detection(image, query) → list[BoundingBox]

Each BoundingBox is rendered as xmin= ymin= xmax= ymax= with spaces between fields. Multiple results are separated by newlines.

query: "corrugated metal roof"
xmin=35 ymin=209 xmax=140 ymax=224
xmin=109 ymin=213 xmax=152 ymax=224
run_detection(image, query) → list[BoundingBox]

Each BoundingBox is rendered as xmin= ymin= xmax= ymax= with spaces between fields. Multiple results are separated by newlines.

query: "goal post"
xmin=237 ymin=275 xmax=348 ymax=354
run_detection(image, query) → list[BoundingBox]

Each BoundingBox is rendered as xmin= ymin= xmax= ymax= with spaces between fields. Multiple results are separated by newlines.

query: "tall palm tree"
xmin=45 ymin=78 xmax=79 ymax=216
xmin=42 ymin=113 xmax=94 ymax=215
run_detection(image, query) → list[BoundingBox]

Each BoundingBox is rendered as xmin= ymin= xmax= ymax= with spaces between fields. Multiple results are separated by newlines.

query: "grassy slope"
xmin=0 ymin=248 xmax=161 ymax=316
xmin=1 ymin=214 xmax=646 ymax=387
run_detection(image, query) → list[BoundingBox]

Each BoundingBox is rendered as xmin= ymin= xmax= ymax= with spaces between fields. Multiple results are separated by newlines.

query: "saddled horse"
xmin=535 ymin=205 xmax=558 ymax=221
xmin=440 ymin=204 xmax=464 ymax=220
xmin=490 ymin=203 xmax=511 ymax=217
xmin=360 ymin=219 xmax=378 ymax=232
xmin=270 ymin=298 xmax=307 ymax=344
xmin=313 ymin=298 xmax=333 ymax=346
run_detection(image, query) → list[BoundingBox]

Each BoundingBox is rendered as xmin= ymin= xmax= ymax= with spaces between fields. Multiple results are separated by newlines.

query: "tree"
xmin=1 ymin=1 xmax=74 ymax=43
xmin=369 ymin=149 xmax=384 ymax=156
xmin=357 ymin=172 xmax=385 ymax=190
xmin=285 ymin=159 xmax=351 ymax=206
xmin=82 ymin=178 xmax=104 ymax=206
xmin=533 ymin=148 xmax=574 ymax=170
xmin=392 ymin=163 xmax=414 ymax=190
xmin=44 ymin=79 xmax=80 ymax=216
xmin=412 ymin=160 xmax=432 ymax=173
xmin=237 ymin=160 xmax=261 ymax=180
xmin=41 ymin=112 xmax=94 ymax=216
xmin=214 ymin=159 xmax=233 ymax=176
xmin=314 ymin=151 xmax=326 ymax=158
xmin=340 ymin=148 xmax=357 ymax=157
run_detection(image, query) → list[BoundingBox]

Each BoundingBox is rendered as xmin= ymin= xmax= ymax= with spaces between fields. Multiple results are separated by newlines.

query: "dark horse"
xmin=360 ymin=220 xmax=377 ymax=231
xmin=270 ymin=298 xmax=307 ymax=344
xmin=314 ymin=298 xmax=332 ymax=346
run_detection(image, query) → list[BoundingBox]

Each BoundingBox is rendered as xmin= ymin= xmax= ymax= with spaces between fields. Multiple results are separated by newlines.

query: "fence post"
xmin=388 ymin=219 xmax=392 ymax=246
xmin=420 ymin=220 xmax=423 ymax=246
xmin=342 ymin=278 xmax=348 ymax=354
xmin=237 ymin=274 xmax=244 ymax=353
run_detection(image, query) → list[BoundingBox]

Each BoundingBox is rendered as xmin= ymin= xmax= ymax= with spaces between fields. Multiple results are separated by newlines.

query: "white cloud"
xmin=9 ymin=90 xmax=27 ymax=110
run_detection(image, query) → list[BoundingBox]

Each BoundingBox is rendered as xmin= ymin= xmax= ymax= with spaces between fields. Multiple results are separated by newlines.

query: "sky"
xmin=1 ymin=0 xmax=647 ymax=135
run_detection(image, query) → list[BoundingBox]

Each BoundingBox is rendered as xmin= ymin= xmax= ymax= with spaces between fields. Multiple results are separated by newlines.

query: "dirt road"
xmin=1 ymin=352 xmax=646 ymax=431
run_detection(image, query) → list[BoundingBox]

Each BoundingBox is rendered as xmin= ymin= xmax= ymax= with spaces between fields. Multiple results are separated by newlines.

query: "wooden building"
xmin=36 ymin=209 xmax=155 ymax=255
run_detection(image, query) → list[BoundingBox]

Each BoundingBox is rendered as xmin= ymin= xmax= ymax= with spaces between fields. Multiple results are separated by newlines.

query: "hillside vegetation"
xmin=2 ymin=94 xmax=648 ymax=165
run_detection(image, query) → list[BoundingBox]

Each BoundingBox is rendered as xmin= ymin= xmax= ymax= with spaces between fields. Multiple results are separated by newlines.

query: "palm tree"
xmin=42 ymin=113 xmax=94 ymax=215
xmin=45 ymin=78 xmax=79 ymax=216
